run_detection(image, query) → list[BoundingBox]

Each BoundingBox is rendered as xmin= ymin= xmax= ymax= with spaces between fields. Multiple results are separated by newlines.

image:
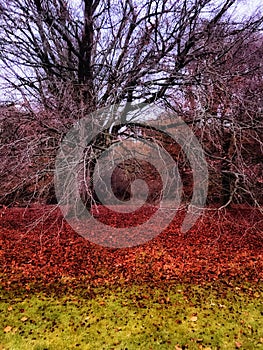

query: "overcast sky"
xmin=233 ymin=0 xmax=262 ymax=19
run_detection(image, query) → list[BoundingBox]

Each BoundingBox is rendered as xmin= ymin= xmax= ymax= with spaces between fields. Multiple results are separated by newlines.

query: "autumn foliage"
xmin=1 ymin=205 xmax=262 ymax=289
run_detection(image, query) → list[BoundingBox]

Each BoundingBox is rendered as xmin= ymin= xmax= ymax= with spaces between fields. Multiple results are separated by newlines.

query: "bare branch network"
xmin=0 ymin=0 xmax=262 ymax=216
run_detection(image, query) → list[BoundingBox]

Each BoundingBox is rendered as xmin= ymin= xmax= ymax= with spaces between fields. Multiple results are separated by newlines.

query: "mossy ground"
xmin=1 ymin=280 xmax=263 ymax=350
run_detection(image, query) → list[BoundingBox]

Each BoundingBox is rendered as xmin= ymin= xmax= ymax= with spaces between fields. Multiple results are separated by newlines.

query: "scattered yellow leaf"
xmin=7 ymin=306 xmax=13 ymax=311
xmin=235 ymin=341 xmax=242 ymax=348
xmin=175 ymin=345 xmax=182 ymax=350
xmin=190 ymin=316 xmax=198 ymax=322
xmin=4 ymin=326 xmax=12 ymax=333
xmin=21 ymin=317 xmax=28 ymax=322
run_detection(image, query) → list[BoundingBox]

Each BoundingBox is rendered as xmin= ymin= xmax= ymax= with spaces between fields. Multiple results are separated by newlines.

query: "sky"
xmin=233 ymin=0 xmax=262 ymax=19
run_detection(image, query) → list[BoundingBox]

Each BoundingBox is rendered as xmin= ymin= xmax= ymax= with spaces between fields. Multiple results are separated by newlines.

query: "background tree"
xmin=177 ymin=30 xmax=263 ymax=206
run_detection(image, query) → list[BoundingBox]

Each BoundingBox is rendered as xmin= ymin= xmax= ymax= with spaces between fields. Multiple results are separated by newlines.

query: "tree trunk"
xmin=221 ymin=130 xmax=232 ymax=206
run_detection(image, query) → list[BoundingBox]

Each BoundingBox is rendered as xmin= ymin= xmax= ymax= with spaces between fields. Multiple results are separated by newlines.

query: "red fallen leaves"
xmin=0 ymin=204 xmax=262 ymax=288
xmin=92 ymin=203 xmax=158 ymax=228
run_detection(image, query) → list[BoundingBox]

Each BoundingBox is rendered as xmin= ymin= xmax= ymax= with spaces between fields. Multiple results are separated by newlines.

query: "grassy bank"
xmin=1 ymin=281 xmax=263 ymax=349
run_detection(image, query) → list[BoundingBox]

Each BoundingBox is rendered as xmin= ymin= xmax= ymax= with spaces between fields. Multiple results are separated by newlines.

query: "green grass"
xmin=0 ymin=281 xmax=263 ymax=350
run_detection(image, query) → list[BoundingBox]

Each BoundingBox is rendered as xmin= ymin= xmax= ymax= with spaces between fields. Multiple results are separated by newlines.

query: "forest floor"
xmin=0 ymin=204 xmax=263 ymax=349
xmin=0 ymin=204 xmax=262 ymax=289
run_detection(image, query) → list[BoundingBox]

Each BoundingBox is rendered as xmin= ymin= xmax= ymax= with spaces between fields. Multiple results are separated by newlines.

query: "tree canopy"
xmin=0 ymin=0 xmax=262 ymax=210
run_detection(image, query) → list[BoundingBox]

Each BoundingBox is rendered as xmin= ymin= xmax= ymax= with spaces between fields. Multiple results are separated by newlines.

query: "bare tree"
xmin=0 ymin=0 xmax=262 ymax=210
xmin=176 ymin=29 xmax=263 ymax=206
